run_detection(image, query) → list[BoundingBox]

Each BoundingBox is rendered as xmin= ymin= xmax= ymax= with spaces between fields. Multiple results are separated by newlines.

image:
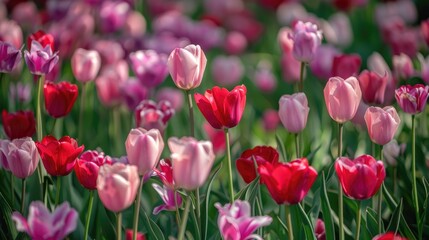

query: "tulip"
xmin=100 ymin=1 xmax=130 ymax=33
xmin=44 ymin=81 xmax=79 ymax=118
xmin=253 ymin=65 xmax=277 ymax=92
xmin=357 ymin=70 xmax=388 ymax=105
xmin=332 ymin=53 xmax=361 ymax=79
xmin=125 ymin=128 xmax=164 ymax=175
xmin=324 ymin=76 xmax=362 ymax=123
xmin=215 ymin=200 xmax=272 ymax=240
xmin=335 ymin=155 xmax=385 ymax=200
xmin=129 ymin=50 xmax=169 ymax=88
xmin=0 ymin=139 xmax=10 ymax=170
xmin=315 ymin=219 xmax=326 ymax=240
xmin=309 ymin=44 xmax=340 ymax=79
xmin=156 ymin=87 xmax=184 ymax=111
xmin=2 ymin=110 xmax=36 ymax=140
xmin=418 ymin=54 xmax=429 ymax=85
xmin=383 ymin=140 xmax=404 ymax=166
xmin=152 ymin=183 xmax=182 ymax=215
xmin=224 ymin=31 xmax=247 ymax=55
xmin=236 ymin=146 xmax=279 ymax=184
xmin=71 ymin=48 xmax=101 ymax=83
xmin=6 ymin=137 xmax=39 ymax=179
xmin=351 ymin=100 xmax=369 ymax=128
xmin=24 ymin=40 xmax=59 ymax=76
xmin=124 ymin=11 xmax=146 ymax=37
xmin=134 ymin=100 xmax=174 ymax=134
xmin=27 ymin=30 xmax=54 ymax=51
xmin=95 ymin=61 xmax=128 ymax=107
xmin=281 ymin=51 xmax=301 ymax=83
xmin=203 ymin=122 xmax=226 ymax=155
xmin=364 ymin=106 xmax=400 ymax=146
xmin=126 ymin=230 xmax=146 ymax=240
xmin=278 ymin=27 xmax=294 ymax=53
xmin=12 ymin=201 xmax=78 ymax=240
xmin=9 ymin=82 xmax=31 ymax=104
xmin=278 ymin=92 xmax=310 ymax=133
xmin=367 ymin=52 xmax=396 ymax=105
xmin=153 ymin=159 xmax=174 ymax=189
xmin=393 ymin=53 xmax=414 ymax=80
xmin=0 ymin=20 xmax=23 ymax=49
xmin=11 ymin=2 xmax=40 ymax=30
xmin=258 ymin=158 xmax=317 ymax=205
xmin=262 ymin=109 xmax=280 ymax=132
xmin=167 ymin=44 xmax=207 ymax=90
xmin=322 ymin=13 xmax=352 ymax=47
xmin=194 ymin=85 xmax=247 ymax=129
xmin=97 ymin=163 xmax=140 ymax=212
xmin=74 ymin=150 xmax=112 ymax=190
xmin=372 ymin=232 xmax=407 ymax=240
xmin=289 ymin=21 xmax=322 ymax=62
xmin=36 ymin=135 xmax=84 ymax=176
xmin=0 ymin=41 xmax=22 ymax=73
xmin=120 ymin=78 xmax=148 ymax=111
xmin=422 ymin=19 xmax=429 ymax=46
xmin=211 ymin=55 xmax=244 ymax=86
xmin=92 ymin=40 xmax=124 ymax=65
xmin=168 ymin=137 xmax=215 ymax=190
xmin=395 ymin=84 xmax=429 ymax=115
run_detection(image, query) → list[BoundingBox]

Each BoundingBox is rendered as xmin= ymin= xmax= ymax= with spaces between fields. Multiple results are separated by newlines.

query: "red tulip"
xmin=153 ymin=159 xmax=174 ymax=189
xmin=332 ymin=54 xmax=361 ymax=79
xmin=258 ymin=158 xmax=317 ymax=205
xmin=74 ymin=150 xmax=112 ymax=190
xmin=372 ymin=232 xmax=407 ymax=240
xmin=357 ymin=70 xmax=388 ymax=105
xmin=126 ymin=229 xmax=146 ymax=240
xmin=335 ymin=155 xmax=385 ymax=200
xmin=194 ymin=85 xmax=246 ymax=129
xmin=36 ymin=136 xmax=84 ymax=176
xmin=236 ymin=146 xmax=279 ymax=184
xmin=2 ymin=110 xmax=36 ymax=140
xmin=44 ymin=81 xmax=78 ymax=118
xmin=27 ymin=30 xmax=54 ymax=51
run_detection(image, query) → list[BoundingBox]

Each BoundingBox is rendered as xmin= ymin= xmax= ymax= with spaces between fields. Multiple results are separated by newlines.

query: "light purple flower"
xmin=100 ymin=1 xmax=131 ymax=33
xmin=6 ymin=137 xmax=39 ymax=179
xmin=134 ymin=99 xmax=174 ymax=134
xmin=289 ymin=21 xmax=323 ymax=62
xmin=120 ymin=78 xmax=148 ymax=110
xmin=0 ymin=41 xmax=22 ymax=73
xmin=156 ymin=87 xmax=184 ymax=111
xmin=393 ymin=53 xmax=414 ymax=80
xmin=215 ymin=200 xmax=272 ymax=240
xmin=309 ymin=44 xmax=340 ymax=80
xmin=211 ymin=55 xmax=244 ymax=86
xmin=0 ymin=139 xmax=10 ymax=170
xmin=152 ymin=183 xmax=182 ymax=215
xmin=12 ymin=201 xmax=78 ymax=240
xmin=129 ymin=50 xmax=169 ymax=88
xmin=24 ymin=41 xmax=59 ymax=76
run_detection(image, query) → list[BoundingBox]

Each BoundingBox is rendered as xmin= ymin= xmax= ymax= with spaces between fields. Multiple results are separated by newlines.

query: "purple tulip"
xmin=0 ymin=41 xmax=22 ymax=73
xmin=0 ymin=139 xmax=10 ymax=170
xmin=129 ymin=50 xmax=169 ymax=88
xmin=24 ymin=41 xmax=59 ymax=76
xmin=152 ymin=183 xmax=182 ymax=215
xmin=395 ymin=84 xmax=429 ymax=114
xmin=279 ymin=92 xmax=310 ymax=133
xmin=289 ymin=21 xmax=323 ymax=62
xmin=120 ymin=78 xmax=148 ymax=110
xmin=100 ymin=1 xmax=131 ymax=33
xmin=215 ymin=200 xmax=272 ymax=240
xmin=12 ymin=201 xmax=78 ymax=240
xmin=6 ymin=137 xmax=39 ymax=179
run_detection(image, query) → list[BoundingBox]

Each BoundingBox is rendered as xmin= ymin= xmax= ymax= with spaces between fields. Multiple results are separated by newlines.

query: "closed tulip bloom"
xmin=364 ymin=106 xmax=400 ymax=146
xmin=372 ymin=232 xmax=407 ymax=240
xmin=100 ymin=1 xmax=130 ymax=33
xmin=422 ymin=19 xmax=429 ymax=46
xmin=194 ymin=85 xmax=247 ymax=129
xmin=0 ymin=41 xmax=22 ymax=73
xmin=358 ymin=70 xmax=388 ymax=105
xmin=383 ymin=140 xmax=403 ymax=166
xmin=324 ymin=76 xmax=362 ymax=123
xmin=0 ymin=20 xmax=23 ymax=49
xmin=36 ymin=136 xmax=84 ymax=176
xmin=129 ymin=50 xmax=169 ymax=88
xmin=12 ymin=201 xmax=78 ymax=240
xmin=262 ymin=109 xmax=280 ymax=132
xmin=44 ymin=81 xmax=78 ymax=118
xmin=281 ymin=51 xmax=301 ymax=83
xmin=27 ymin=30 xmax=54 ymax=51
xmin=315 ymin=219 xmax=326 ymax=240
xmin=2 ymin=110 xmax=36 ymax=140
xmin=167 ymin=44 xmax=207 ymax=90
xmin=95 ymin=60 xmax=128 ymax=107
xmin=289 ymin=21 xmax=323 ymax=62
xmin=126 ymin=128 xmax=164 ymax=175
xmin=393 ymin=53 xmax=414 ymax=80
xmin=332 ymin=53 xmax=361 ymax=79
xmin=236 ymin=146 xmax=279 ymax=184
xmin=335 ymin=155 xmax=385 ymax=200
xmin=168 ymin=137 xmax=215 ymax=190
xmin=395 ymin=84 xmax=429 ymax=114
xmin=74 ymin=150 xmax=112 ymax=190
xmin=211 ymin=55 xmax=244 ymax=86
xmin=97 ymin=163 xmax=140 ymax=212
xmin=215 ymin=200 xmax=272 ymax=240
xmin=6 ymin=137 xmax=39 ymax=179
xmin=71 ymin=48 xmax=101 ymax=83
xmin=278 ymin=92 xmax=309 ymax=133
xmin=224 ymin=31 xmax=247 ymax=55
xmin=258 ymin=158 xmax=318 ymax=205
xmin=24 ymin=40 xmax=59 ymax=76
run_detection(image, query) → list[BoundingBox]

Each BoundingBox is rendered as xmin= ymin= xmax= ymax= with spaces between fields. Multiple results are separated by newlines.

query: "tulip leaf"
xmin=365 ymin=207 xmax=379 ymax=236
xmin=297 ymin=203 xmax=316 ymax=240
xmin=203 ymin=163 xmax=222 ymax=240
xmin=234 ymin=175 xmax=259 ymax=200
xmin=0 ymin=191 xmax=17 ymax=240
xmin=386 ymin=198 xmax=403 ymax=235
xmin=140 ymin=207 xmax=165 ymax=240
xmin=244 ymin=176 xmax=260 ymax=203
xmin=275 ymin=133 xmax=287 ymax=162
xmin=321 ymin=172 xmax=335 ymax=240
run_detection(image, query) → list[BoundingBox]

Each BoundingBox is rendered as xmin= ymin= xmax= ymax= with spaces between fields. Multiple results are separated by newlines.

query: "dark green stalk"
xmin=338 ymin=123 xmax=344 ymax=240
xmin=224 ymin=128 xmax=234 ymax=203
xmin=132 ymin=176 xmax=144 ymax=240
xmin=84 ymin=191 xmax=95 ymax=240
xmin=177 ymin=194 xmax=191 ymax=240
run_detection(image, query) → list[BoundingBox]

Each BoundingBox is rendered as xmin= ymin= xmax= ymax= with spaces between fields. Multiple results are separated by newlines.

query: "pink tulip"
xmin=315 ymin=219 xmax=326 ymax=240
xmin=95 ymin=60 xmax=128 ymax=107
xmin=278 ymin=93 xmax=309 ymax=133
xmin=419 ymin=54 xmax=429 ymax=85
xmin=262 ymin=109 xmax=280 ymax=132
xmin=395 ymin=84 xmax=429 ymax=114
xmin=156 ymin=87 xmax=184 ymax=111
xmin=167 ymin=44 xmax=207 ymax=90
xmin=124 ymin=11 xmax=146 ymax=37
xmin=0 ymin=139 xmax=10 ymax=170
xmin=215 ymin=200 xmax=272 ymax=240
xmin=0 ymin=41 xmax=22 ymax=73
xmin=97 ymin=163 xmax=140 ymax=212
xmin=125 ymin=128 xmax=164 ymax=175
xmin=422 ymin=19 xmax=429 ymax=47
xmin=322 ymin=13 xmax=352 ymax=47
xmin=0 ymin=20 xmax=23 ymax=49
xmin=277 ymin=2 xmax=308 ymax=26
xmin=289 ymin=21 xmax=323 ymax=62
xmin=120 ymin=78 xmax=148 ymax=111
xmin=24 ymin=41 xmax=59 ymax=76
xmin=6 ymin=137 xmax=39 ymax=179
xmin=152 ymin=183 xmax=182 ymax=215
xmin=364 ymin=106 xmax=400 ymax=146
xmin=309 ymin=45 xmax=340 ymax=80
xmin=224 ymin=31 xmax=247 ymax=55
xmin=211 ymin=55 xmax=244 ymax=86
xmin=351 ymin=101 xmax=369 ymax=128
xmin=358 ymin=70 xmax=388 ymax=105
xmin=383 ymin=140 xmax=403 ymax=166
xmin=71 ymin=48 xmax=101 ymax=83
xmin=12 ymin=201 xmax=78 ymax=239
xmin=281 ymin=51 xmax=301 ymax=83
xmin=11 ymin=2 xmax=41 ymax=31
xmin=278 ymin=27 xmax=294 ymax=53
xmin=332 ymin=53 xmax=361 ymax=79
xmin=129 ymin=50 xmax=169 ymax=88
xmin=100 ymin=1 xmax=131 ymax=33
xmin=168 ymin=137 xmax=215 ymax=190
xmin=74 ymin=150 xmax=112 ymax=190
xmin=393 ymin=53 xmax=414 ymax=80
xmin=134 ymin=100 xmax=174 ymax=134
xmin=324 ymin=76 xmax=362 ymax=123
xmin=92 ymin=40 xmax=124 ymax=65
xmin=203 ymin=122 xmax=226 ymax=155
xmin=367 ymin=52 xmax=395 ymax=105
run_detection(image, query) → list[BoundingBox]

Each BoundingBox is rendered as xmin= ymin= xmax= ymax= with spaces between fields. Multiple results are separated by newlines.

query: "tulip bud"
xmin=289 ymin=21 xmax=323 ymax=62
xmin=364 ymin=106 xmax=400 ymax=146
xmin=278 ymin=92 xmax=309 ymax=133
xmin=71 ymin=48 xmax=101 ymax=83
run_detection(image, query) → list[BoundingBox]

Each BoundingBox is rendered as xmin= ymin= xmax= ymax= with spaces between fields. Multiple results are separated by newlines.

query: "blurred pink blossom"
xmin=120 ymin=78 xmax=148 ymax=111
xmin=310 ymin=44 xmax=340 ymax=80
xmin=0 ymin=20 xmax=23 ymax=49
xmin=212 ymin=55 xmax=244 ymax=86
xmin=100 ymin=1 xmax=131 ymax=33
xmin=11 ymin=2 xmax=41 ymax=31
xmin=156 ymin=87 xmax=184 ymax=112
xmin=224 ymin=31 xmax=247 ymax=55
xmin=262 ymin=109 xmax=280 ymax=132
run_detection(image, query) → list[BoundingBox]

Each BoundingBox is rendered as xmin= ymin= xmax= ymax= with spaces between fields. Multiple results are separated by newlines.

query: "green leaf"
xmin=140 ymin=208 xmax=165 ymax=240
xmin=386 ymin=199 xmax=403 ymax=234
xmin=297 ymin=203 xmax=316 ymax=240
xmin=366 ymin=207 xmax=379 ymax=236
xmin=234 ymin=175 xmax=259 ymax=200
xmin=0 ymin=191 xmax=17 ymax=240
xmin=321 ymin=172 xmax=335 ymax=240
xmin=203 ymin=163 xmax=222 ymax=240
xmin=275 ymin=133 xmax=287 ymax=162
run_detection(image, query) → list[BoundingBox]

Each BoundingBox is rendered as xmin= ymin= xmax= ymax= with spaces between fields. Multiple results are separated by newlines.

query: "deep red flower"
xmin=44 ymin=81 xmax=78 ymax=118
xmin=27 ymin=30 xmax=55 ymax=51
xmin=74 ymin=150 xmax=112 ymax=190
xmin=372 ymin=232 xmax=407 ymax=240
xmin=2 ymin=110 xmax=36 ymax=140
xmin=258 ymin=158 xmax=317 ymax=205
xmin=126 ymin=229 xmax=146 ymax=240
xmin=357 ymin=70 xmax=388 ymax=105
xmin=236 ymin=146 xmax=279 ymax=184
xmin=153 ymin=159 xmax=174 ymax=189
xmin=194 ymin=85 xmax=246 ymax=129
xmin=332 ymin=54 xmax=361 ymax=79
xmin=335 ymin=155 xmax=385 ymax=200
xmin=36 ymin=135 xmax=84 ymax=176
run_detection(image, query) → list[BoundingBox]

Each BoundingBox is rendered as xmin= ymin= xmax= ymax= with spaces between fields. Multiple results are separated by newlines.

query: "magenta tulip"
xmin=332 ymin=53 xmax=361 ymax=79
xmin=6 ymin=137 xmax=39 ymax=179
xmin=24 ymin=40 xmax=59 ymax=76
xmin=129 ymin=50 xmax=169 ymax=88
xmin=395 ymin=84 xmax=429 ymax=114
xmin=393 ymin=53 xmax=414 ymax=80
xmin=364 ymin=106 xmax=400 ymax=146
xmin=289 ymin=21 xmax=323 ymax=62
xmin=134 ymin=100 xmax=174 ymax=134
xmin=74 ymin=150 xmax=112 ymax=190
xmin=309 ymin=44 xmax=340 ymax=80
xmin=278 ymin=92 xmax=309 ymax=133
xmin=0 ymin=41 xmax=22 ymax=73
xmin=152 ymin=183 xmax=182 ymax=215
xmin=71 ymin=48 xmax=101 ymax=83
xmin=358 ymin=70 xmax=388 ymax=105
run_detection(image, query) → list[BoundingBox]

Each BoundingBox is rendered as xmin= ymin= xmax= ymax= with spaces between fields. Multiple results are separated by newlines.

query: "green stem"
xmin=338 ymin=123 xmax=344 ymax=240
xmin=78 ymin=83 xmax=87 ymax=143
xmin=50 ymin=118 xmax=57 ymax=136
xmin=132 ymin=176 xmax=144 ymax=240
xmin=55 ymin=177 xmax=61 ymax=206
xmin=299 ymin=62 xmax=305 ymax=92
xmin=411 ymin=115 xmax=420 ymax=227
xmin=178 ymin=195 xmax=191 ymax=240
xmin=378 ymin=146 xmax=384 ymax=233
xmin=84 ymin=191 xmax=94 ymax=240
xmin=294 ymin=133 xmax=300 ymax=158
xmin=21 ymin=178 xmax=26 ymax=213
xmin=285 ymin=205 xmax=293 ymax=240
xmin=355 ymin=201 xmax=362 ymax=240
xmin=117 ymin=212 xmax=122 ymax=240
xmin=36 ymin=76 xmax=44 ymax=186
xmin=224 ymin=128 xmax=234 ymax=203
xmin=10 ymin=173 xmax=14 ymax=205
